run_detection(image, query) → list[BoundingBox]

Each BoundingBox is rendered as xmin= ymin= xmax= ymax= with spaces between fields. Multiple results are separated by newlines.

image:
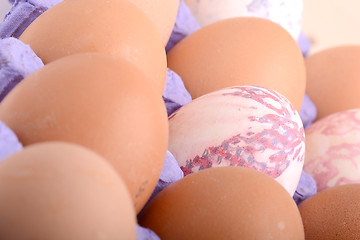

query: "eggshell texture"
xmin=305 ymin=45 xmax=360 ymax=120
xmin=139 ymin=167 xmax=305 ymax=240
xmin=298 ymin=184 xmax=360 ymax=240
xmin=19 ymin=0 xmax=166 ymax=92
xmin=168 ymin=86 xmax=305 ymax=195
xmin=184 ymin=0 xmax=303 ymax=40
xmin=0 ymin=142 xmax=137 ymax=240
xmin=303 ymin=109 xmax=360 ymax=192
xmin=167 ymin=17 xmax=306 ymax=111
xmin=128 ymin=0 xmax=179 ymax=45
xmin=0 ymin=53 xmax=169 ymax=213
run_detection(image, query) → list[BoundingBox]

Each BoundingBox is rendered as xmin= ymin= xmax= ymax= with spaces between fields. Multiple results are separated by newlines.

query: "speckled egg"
xmin=304 ymin=108 xmax=360 ymax=192
xmin=168 ymin=85 xmax=305 ymax=195
xmin=183 ymin=0 xmax=303 ymax=40
xmin=298 ymin=184 xmax=360 ymax=240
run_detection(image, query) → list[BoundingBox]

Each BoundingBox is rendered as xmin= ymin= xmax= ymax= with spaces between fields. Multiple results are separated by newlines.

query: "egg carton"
xmin=0 ymin=0 xmax=318 ymax=239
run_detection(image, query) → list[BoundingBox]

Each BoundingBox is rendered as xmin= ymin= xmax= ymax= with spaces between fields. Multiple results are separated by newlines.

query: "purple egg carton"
xmin=0 ymin=37 xmax=43 ymax=101
xmin=1 ymin=0 xmax=63 ymax=39
xmin=0 ymin=121 xmax=22 ymax=162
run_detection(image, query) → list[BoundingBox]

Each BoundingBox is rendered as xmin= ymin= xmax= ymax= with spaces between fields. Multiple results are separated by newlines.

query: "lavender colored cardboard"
xmin=300 ymin=94 xmax=317 ymax=129
xmin=165 ymin=0 xmax=201 ymax=52
xmin=1 ymin=0 xmax=63 ymax=38
xmin=293 ymin=170 xmax=317 ymax=205
xmin=0 ymin=121 xmax=22 ymax=161
xmin=163 ymin=68 xmax=192 ymax=116
xmin=0 ymin=37 xmax=43 ymax=101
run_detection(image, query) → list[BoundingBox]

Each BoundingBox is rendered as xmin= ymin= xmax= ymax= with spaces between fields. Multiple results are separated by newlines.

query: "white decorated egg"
xmin=168 ymin=85 xmax=305 ymax=195
xmin=183 ymin=0 xmax=303 ymax=40
xmin=304 ymin=109 xmax=360 ymax=192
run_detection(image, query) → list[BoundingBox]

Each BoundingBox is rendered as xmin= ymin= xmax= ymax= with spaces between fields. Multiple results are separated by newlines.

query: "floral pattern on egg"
xmin=304 ymin=109 xmax=360 ymax=192
xmin=169 ymin=86 xmax=305 ymax=195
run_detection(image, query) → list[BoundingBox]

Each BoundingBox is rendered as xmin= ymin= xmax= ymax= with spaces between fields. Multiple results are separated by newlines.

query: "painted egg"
xmin=183 ymin=0 xmax=303 ymax=40
xmin=304 ymin=108 xmax=360 ymax=192
xmin=168 ymin=85 xmax=305 ymax=195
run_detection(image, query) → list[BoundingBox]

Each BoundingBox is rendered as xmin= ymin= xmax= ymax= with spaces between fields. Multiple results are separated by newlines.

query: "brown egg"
xmin=167 ymin=17 xmax=306 ymax=111
xmin=0 ymin=142 xmax=137 ymax=240
xmin=128 ymin=0 xmax=179 ymax=44
xmin=298 ymin=184 xmax=360 ymax=239
xmin=0 ymin=53 xmax=169 ymax=213
xmin=305 ymin=45 xmax=360 ymax=120
xmin=139 ymin=167 xmax=305 ymax=240
xmin=19 ymin=0 xmax=166 ymax=92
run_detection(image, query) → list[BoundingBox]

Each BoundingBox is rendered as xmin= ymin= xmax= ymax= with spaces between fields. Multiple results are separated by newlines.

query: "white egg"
xmin=184 ymin=0 xmax=303 ymax=40
xmin=168 ymin=85 xmax=305 ymax=195
xmin=304 ymin=108 xmax=360 ymax=191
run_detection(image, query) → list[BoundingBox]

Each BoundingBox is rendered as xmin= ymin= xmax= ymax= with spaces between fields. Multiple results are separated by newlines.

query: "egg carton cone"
xmin=293 ymin=170 xmax=317 ymax=205
xmin=0 ymin=37 xmax=43 ymax=101
xmin=0 ymin=121 xmax=22 ymax=162
xmin=0 ymin=0 xmax=63 ymax=39
xmin=137 ymin=225 xmax=160 ymax=240
xmin=163 ymin=68 xmax=192 ymax=116
xmin=165 ymin=0 xmax=201 ymax=52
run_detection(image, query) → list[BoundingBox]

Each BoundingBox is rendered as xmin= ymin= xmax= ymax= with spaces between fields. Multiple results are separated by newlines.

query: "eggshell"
xmin=0 ymin=53 xmax=169 ymax=213
xmin=168 ymin=86 xmax=305 ymax=195
xmin=139 ymin=166 xmax=305 ymax=239
xmin=305 ymin=45 xmax=360 ymax=120
xmin=19 ymin=0 xmax=166 ymax=92
xmin=0 ymin=142 xmax=137 ymax=240
xmin=298 ymin=184 xmax=360 ymax=240
xmin=167 ymin=17 xmax=306 ymax=111
xmin=303 ymin=109 xmax=360 ymax=192
xmin=127 ymin=0 xmax=179 ymax=45
xmin=184 ymin=0 xmax=303 ymax=40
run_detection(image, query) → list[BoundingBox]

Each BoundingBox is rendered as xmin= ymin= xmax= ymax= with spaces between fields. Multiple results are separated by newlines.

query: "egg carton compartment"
xmin=0 ymin=0 xmax=359 ymax=239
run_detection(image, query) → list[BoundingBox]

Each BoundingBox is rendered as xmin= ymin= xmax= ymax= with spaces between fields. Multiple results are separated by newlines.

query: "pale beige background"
xmin=302 ymin=0 xmax=360 ymax=54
